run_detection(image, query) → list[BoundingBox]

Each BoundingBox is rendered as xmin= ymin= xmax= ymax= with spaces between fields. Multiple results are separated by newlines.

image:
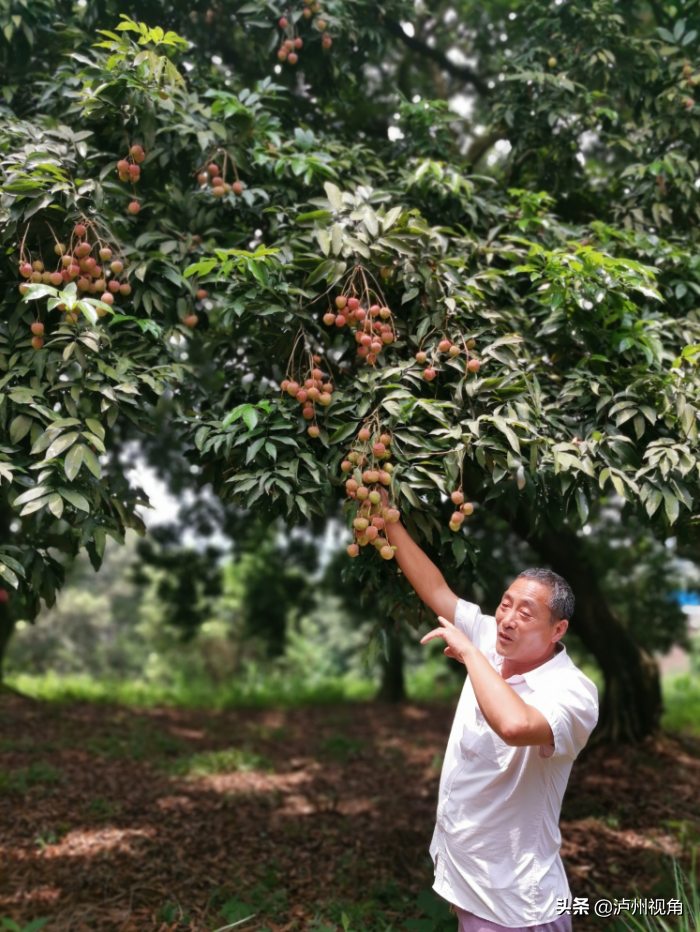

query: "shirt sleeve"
xmin=526 ymin=677 xmax=599 ymax=760
xmin=454 ymin=599 xmax=493 ymax=649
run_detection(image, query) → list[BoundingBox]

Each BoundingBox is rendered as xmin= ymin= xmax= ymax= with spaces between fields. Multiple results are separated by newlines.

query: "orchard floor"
xmin=0 ymin=696 xmax=698 ymax=932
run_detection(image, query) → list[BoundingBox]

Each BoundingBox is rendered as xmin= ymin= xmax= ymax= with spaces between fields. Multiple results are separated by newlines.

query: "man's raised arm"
xmin=383 ymin=507 xmax=459 ymax=623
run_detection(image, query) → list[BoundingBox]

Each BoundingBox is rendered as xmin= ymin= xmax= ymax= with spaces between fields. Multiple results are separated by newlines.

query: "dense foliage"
xmin=2 ymin=0 xmax=700 ymax=737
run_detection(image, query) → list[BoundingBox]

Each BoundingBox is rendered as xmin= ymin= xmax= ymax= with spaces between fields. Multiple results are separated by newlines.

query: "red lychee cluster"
xmin=415 ymin=335 xmax=480 ymax=382
xmin=116 ymin=144 xmax=145 ymax=215
xmin=447 ymin=489 xmax=474 ymax=532
xmin=323 ymin=287 xmax=396 ymax=367
xmin=196 ymin=158 xmax=244 ymax=198
xmin=342 ymin=426 xmax=398 ymax=561
xmin=281 ymin=353 xmax=335 ymax=437
xmin=182 ymin=287 xmax=211 ymax=330
xmin=277 ymin=2 xmax=332 ymax=63
xmin=18 ymin=222 xmax=130 ymax=345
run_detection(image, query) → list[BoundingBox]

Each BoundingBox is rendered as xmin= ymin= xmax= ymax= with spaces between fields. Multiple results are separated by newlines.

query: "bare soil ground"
xmin=0 ymin=696 xmax=698 ymax=932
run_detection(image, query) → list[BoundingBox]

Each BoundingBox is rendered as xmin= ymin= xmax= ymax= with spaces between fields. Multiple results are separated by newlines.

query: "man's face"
xmin=494 ymin=577 xmax=567 ymax=662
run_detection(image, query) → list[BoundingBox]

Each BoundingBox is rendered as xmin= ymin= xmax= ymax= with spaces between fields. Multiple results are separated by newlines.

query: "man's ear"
xmin=552 ymin=618 xmax=568 ymax=643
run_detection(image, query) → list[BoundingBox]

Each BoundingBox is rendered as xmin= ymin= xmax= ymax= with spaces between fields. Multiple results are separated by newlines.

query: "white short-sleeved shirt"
xmin=430 ymin=599 xmax=599 ymax=928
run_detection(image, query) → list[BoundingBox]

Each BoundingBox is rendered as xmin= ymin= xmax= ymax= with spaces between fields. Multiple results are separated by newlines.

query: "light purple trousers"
xmin=455 ymin=906 xmax=573 ymax=932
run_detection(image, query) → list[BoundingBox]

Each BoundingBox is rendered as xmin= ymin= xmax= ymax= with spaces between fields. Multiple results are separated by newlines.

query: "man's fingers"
xmin=437 ymin=615 xmax=454 ymax=629
xmin=420 ymin=628 xmax=446 ymax=644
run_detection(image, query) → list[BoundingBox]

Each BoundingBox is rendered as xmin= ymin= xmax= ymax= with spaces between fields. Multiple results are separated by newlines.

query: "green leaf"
xmin=611 ymin=473 xmax=626 ymax=499
xmin=20 ymin=495 xmax=52 ymax=516
xmin=10 ymin=415 xmax=33 ymax=444
xmin=400 ymin=482 xmax=422 ymax=509
xmin=663 ymin=487 xmax=679 ymax=525
xmin=331 ymin=223 xmax=344 ymax=255
xmin=47 ymin=493 xmax=64 ymax=519
xmin=324 ymin=181 xmax=343 ymax=210
xmin=452 ymin=534 xmax=467 ymax=566
xmin=223 ymin=404 xmax=258 ymax=430
xmin=23 ymin=919 xmax=50 ymax=932
xmin=329 ymin=423 xmax=358 ymax=443
xmin=0 ymin=563 xmax=19 ymax=589
xmin=491 ymin=416 xmax=520 ymax=454
xmin=81 ymin=444 xmax=102 ymax=478
xmin=316 ymin=229 xmax=330 ymax=256
xmin=23 ymin=283 xmax=58 ymax=302
xmin=645 ymin=487 xmax=663 ymax=518
xmin=13 ymin=485 xmax=49 ymax=507
xmin=44 ymin=431 xmax=79 ymax=462
xmin=306 ymin=258 xmax=336 ymax=286
xmin=245 ymin=437 xmax=265 ymax=463
xmin=59 ymin=488 xmax=90 ymax=512
xmin=31 ymin=427 xmax=65 ymax=455
xmin=64 ymin=443 xmax=84 ymax=481
xmin=575 ymin=487 xmax=589 ymax=524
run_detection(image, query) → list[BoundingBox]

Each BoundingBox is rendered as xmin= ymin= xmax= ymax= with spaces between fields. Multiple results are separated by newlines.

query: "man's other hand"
xmin=421 ymin=615 xmax=472 ymax=664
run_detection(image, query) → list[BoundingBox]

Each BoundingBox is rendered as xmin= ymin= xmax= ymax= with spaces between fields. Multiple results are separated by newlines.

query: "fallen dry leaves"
xmin=0 ymin=695 xmax=698 ymax=932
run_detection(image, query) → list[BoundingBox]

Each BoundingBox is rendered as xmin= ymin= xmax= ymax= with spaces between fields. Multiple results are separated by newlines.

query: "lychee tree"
xmin=1 ymin=0 xmax=700 ymax=740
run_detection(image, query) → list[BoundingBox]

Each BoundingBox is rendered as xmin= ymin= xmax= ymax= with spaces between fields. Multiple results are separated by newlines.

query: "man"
xmin=383 ymin=512 xmax=599 ymax=932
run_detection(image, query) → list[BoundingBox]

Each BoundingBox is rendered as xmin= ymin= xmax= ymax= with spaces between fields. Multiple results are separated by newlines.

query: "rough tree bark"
xmin=531 ymin=525 xmax=662 ymax=743
xmin=377 ymin=628 xmax=406 ymax=703
xmin=0 ymin=497 xmax=15 ymax=684
xmin=0 ymin=605 xmax=15 ymax=685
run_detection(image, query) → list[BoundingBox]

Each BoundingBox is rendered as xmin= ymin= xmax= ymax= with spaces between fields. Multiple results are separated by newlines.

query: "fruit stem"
xmin=18 ymin=223 xmax=31 ymax=264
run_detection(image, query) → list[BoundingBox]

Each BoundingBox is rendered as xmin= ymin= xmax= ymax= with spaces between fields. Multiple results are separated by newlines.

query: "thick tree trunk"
xmin=377 ymin=629 xmax=406 ymax=703
xmin=0 ymin=604 xmax=15 ymax=685
xmin=532 ymin=526 xmax=662 ymax=743
xmin=0 ymin=497 xmax=13 ymax=684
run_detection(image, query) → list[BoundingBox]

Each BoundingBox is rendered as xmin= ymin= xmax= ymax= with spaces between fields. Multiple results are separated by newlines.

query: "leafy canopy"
xmin=2 ymin=0 xmax=700 ymax=620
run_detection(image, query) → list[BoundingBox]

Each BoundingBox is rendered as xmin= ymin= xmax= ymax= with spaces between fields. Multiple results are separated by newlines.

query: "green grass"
xmin=0 ymin=918 xmax=49 ymax=932
xmin=5 ymin=670 xmax=377 ymax=710
xmin=616 ymin=848 xmax=698 ymax=932
xmin=86 ymin=726 xmax=187 ymax=761
xmin=6 ymin=670 xmax=700 ymax=744
xmin=661 ymin=674 xmax=700 ymax=736
xmin=318 ymin=735 xmax=366 ymax=762
xmin=168 ymin=747 xmax=272 ymax=777
xmin=0 ymin=762 xmax=61 ymax=796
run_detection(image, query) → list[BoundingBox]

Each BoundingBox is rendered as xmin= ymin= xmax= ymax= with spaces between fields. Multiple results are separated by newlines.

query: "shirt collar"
xmin=486 ymin=641 xmax=570 ymax=687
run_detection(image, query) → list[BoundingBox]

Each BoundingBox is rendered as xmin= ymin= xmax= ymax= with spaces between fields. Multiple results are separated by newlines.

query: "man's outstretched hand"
xmin=421 ymin=615 xmax=472 ymax=664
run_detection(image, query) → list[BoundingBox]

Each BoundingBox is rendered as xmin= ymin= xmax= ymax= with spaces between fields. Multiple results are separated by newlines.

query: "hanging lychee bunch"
xmin=322 ymin=266 xmax=396 ymax=367
xmin=181 ymin=285 xmax=214 ymax=330
xmin=281 ymin=343 xmax=335 ymax=438
xmin=277 ymin=2 xmax=332 ymax=62
xmin=17 ymin=220 xmax=130 ymax=343
xmin=116 ymin=144 xmax=145 ymax=216
xmin=196 ymin=152 xmax=244 ymax=199
xmin=447 ymin=489 xmax=475 ymax=532
xmin=277 ymin=14 xmax=303 ymax=64
xmin=414 ymin=333 xmax=480 ymax=382
xmin=342 ymin=421 xmax=398 ymax=560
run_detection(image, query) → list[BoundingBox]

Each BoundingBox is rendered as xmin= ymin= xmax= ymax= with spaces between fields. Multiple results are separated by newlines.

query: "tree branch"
xmin=647 ymin=0 xmax=671 ymax=30
xmin=380 ymin=14 xmax=491 ymax=98
xmin=465 ymin=128 xmax=507 ymax=167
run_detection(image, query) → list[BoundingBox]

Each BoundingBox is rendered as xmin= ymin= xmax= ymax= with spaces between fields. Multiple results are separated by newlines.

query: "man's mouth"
xmin=498 ymin=631 xmax=514 ymax=643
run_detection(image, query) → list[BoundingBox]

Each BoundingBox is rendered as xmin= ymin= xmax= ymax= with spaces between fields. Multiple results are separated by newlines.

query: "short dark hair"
xmin=516 ymin=568 xmax=575 ymax=623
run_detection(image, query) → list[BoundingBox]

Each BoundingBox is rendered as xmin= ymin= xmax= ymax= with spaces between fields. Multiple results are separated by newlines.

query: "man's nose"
xmin=501 ymin=611 xmax=517 ymax=628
